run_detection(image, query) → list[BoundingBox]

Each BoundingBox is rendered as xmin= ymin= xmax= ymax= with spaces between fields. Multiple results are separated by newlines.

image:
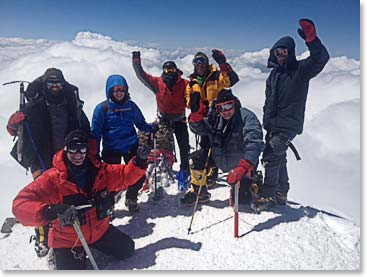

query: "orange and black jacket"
xmin=133 ymin=59 xmax=189 ymax=122
xmin=186 ymin=64 xmax=239 ymax=108
xmin=12 ymin=149 xmax=146 ymax=249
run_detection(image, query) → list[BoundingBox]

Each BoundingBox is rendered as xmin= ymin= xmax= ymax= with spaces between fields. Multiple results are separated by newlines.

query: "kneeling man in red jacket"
xmin=13 ymin=129 xmax=150 ymax=270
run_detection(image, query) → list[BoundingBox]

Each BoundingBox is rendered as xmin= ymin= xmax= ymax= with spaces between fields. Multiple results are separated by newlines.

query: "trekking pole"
xmin=72 ymin=219 xmax=99 ymax=270
xmin=187 ymin=148 xmax=212 ymax=235
xmin=3 ymin=80 xmax=30 ymax=162
xmin=234 ymin=181 xmax=240 ymax=238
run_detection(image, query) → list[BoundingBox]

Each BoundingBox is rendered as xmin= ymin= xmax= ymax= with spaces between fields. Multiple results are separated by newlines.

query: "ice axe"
xmin=73 ymin=204 xmax=99 ymax=270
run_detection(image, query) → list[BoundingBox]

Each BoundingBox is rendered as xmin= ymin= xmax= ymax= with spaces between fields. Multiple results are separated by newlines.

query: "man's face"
xmin=192 ymin=57 xmax=208 ymax=76
xmin=216 ymin=100 xmax=236 ymax=120
xmin=66 ymin=143 xmax=87 ymax=166
xmin=274 ymin=48 xmax=288 ymax=66
xmin=46 ymin=80 xmax=63 ymax=96
xmin=111 ymin=85 xmax=127 ymax=101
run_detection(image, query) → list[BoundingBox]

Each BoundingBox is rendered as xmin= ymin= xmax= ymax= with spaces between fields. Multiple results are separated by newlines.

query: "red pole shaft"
xmin=234 ymin=181 xmax=239 ymax=238
xmin=234 ymin=212 xmax=239 ymax=238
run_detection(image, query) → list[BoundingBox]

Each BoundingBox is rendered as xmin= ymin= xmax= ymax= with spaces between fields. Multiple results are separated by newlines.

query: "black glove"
xmin=297 ymin=18 xmax=316 ymax=43
xmin=132 ymin=51 xmax=141 ymax=61
xmin=150 ymin=122 xmax=159 ymax=134
xmin=43 ymin=204 xmax=70 ymax=221
xmin=134 ymin=144 xmax=151 ymax=168
xmin=190 ymin=92 xmax=201 ymax=113
xmin=58 ymin=206 xmax=79 ymax=226
xmin=212 ymin=49 xmax=226 ymax=64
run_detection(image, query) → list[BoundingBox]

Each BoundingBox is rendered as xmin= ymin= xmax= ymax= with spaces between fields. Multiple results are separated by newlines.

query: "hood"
xmin=267 ymin=36 xmax=298 ymax=70
xmin=105 ymin=75 xmax=129 ymax=101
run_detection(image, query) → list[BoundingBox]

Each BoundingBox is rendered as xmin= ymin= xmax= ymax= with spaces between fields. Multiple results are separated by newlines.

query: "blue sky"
xmin=0 ymin=0 xmax=360 ymax=58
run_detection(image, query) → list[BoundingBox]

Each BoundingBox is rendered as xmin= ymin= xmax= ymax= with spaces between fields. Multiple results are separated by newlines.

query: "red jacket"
xmin=133 ymin=59 xmax=188 ymax=122
xmin=12 ymin=150 xmax=146 ymax=248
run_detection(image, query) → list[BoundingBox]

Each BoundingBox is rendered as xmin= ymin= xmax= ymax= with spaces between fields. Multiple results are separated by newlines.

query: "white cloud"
xmin=0 ymin=32 xmax=360 ymax=224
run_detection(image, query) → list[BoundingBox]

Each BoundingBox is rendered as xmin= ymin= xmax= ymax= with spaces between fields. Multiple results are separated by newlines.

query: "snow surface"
xmin=0 ymin=179 xmax=360 ymax=270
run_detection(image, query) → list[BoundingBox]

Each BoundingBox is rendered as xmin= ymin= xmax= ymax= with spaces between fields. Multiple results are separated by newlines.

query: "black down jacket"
xmin=263 ymin=36 xmax=329 ymax=138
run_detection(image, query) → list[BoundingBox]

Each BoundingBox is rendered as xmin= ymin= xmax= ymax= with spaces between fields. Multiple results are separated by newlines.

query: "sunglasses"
xmin=163 ymin=67 xmax=177 ymax=74
xmin=274 ymin=48 xmax=288 ymax=58
xmin=215 ymin=100 xmax=235 ymax=113
xmin=46 ymin=81 xmax=63 ymax=88
xmin=113 ymin=86 xmax=128 ymax=93
xmin=66 ymin=143 xmax=88 ymax=154
xmin=192 ymin=57 xmax=208 ymax=66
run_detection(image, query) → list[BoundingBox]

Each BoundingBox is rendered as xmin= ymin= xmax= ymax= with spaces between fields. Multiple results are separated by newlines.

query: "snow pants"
xmin=261 ymin=132 xmax=291 ymax=198
xmin=53 ymin=225 xmax=134 ymax=270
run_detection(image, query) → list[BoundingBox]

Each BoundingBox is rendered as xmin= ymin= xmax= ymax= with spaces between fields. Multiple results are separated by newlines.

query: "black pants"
xmin=172 ymin=120 xmax=190 ymax=171
xmin=102 ymin=142 xmax=145 ymax=201
xmin=261 ymin=133 xmax=290 ymax=198
xmin=53 ymin=225 xmax=134 ymax=270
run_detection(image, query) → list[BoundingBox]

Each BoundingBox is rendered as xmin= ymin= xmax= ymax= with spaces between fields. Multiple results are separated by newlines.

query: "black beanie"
xmin=162 ymin=61 xmax=177 ymax=70
xmin=64 ymin=129 xmax=89 ymax=149
xmin=216 ymin=89 xmax=235 ymax=104
xmin=43 ymin=68 xmax=65 ymax=83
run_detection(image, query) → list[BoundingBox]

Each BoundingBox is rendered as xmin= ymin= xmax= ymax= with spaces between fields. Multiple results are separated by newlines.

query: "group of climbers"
xmin=6 ymin=18 xmax=328 ymax=270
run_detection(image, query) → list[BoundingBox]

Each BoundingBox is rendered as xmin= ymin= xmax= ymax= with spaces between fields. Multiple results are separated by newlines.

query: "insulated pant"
xmin=102 ymin=142 xmax=145 ymax=201
xmin=53 ymin=225 xmax=134 ymax=270
xmin=172 ymin=120 xmax=190 ymax=171
xmin=261 ymin=134 xmax=290 ymax=198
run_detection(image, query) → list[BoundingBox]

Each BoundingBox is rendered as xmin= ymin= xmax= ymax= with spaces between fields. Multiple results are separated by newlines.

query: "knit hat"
xmin=43 ymin=68 xmax=65 ymax=83
xmin=216 ymin=89 xmax=235 ymax=104
xmin=64 ymin=129 xmax=89 ymax=149
xmin=162 ymin=61 xmax=177 ymax=70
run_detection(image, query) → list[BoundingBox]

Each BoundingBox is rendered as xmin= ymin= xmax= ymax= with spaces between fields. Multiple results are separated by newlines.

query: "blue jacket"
xmin=91 ymin=75 xmax=151 ymax=154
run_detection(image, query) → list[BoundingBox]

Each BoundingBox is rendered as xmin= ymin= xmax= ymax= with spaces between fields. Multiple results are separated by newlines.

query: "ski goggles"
xmin=215 ymin=100 xmax=235 ymax=113
xmin=65 ymin=143 xmax=88 ymax=154
xmin=112 ymin=86 xmax=128 ymax=93
xmin=46 ymin=81 xmax=63 ymax=88
xmin=192 ymin=57 xmax=208 ymax=66
xmin=274 ymin=48 xmax=288 ymax=58
xmin=163 ymin=67 xmax=177 ymax=74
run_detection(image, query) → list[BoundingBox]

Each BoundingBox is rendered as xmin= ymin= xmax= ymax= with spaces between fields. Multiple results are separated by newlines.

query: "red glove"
xmin=6 ymin=111 xmax=25 ymax=136
xmin=212 ymin=49 xmax=226 ymax=64
xmin=298 ymin=18 xmax=316 ymax=43
xmin=227 ymin=160 xmax=254 ymax=185
xmin=188 ymin=100 xmax=208 ymax=123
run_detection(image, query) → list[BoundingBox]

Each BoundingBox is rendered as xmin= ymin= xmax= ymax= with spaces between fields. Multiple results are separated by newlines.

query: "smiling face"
xmin=111 ymin=85 xmax=127 ymax=102
xmin=65 ymin=143 xmax=87 ymax=166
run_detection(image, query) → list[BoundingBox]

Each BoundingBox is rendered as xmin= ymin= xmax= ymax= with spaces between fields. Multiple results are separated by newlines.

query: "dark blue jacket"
xmin=263 ymin=36 xmax=329 ymax=138
xmin=91 ymin=75 xmax=151 ymax=154
xmin=190 ymin=100 xmax=265 ymax=172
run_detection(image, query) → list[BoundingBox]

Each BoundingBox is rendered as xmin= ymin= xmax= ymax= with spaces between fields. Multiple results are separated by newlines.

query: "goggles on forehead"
xmin=66 ymin=143 xmax=88 ymax=154
xmin=163 ymin=67 xmax=177 ymax=74
xmin=46 ymin=81 xmax=63 ymax=88
xmin=192 ymin=57 xmax=208 ymax=66
xmin=215 ymin=100 xmax=235 ymax=113
xmin=113 ymin=86 xmax=128 ymax=93
xmin=274 ymin=48 xmax=288 ymax=58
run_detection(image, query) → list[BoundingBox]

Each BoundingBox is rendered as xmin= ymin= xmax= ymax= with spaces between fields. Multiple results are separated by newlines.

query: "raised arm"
xmin=132 ymin=51 xmax=161 ymax=94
